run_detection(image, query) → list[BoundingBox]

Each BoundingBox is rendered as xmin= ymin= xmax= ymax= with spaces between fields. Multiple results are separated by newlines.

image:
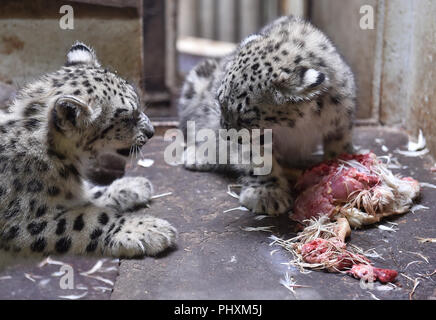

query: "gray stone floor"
xmin=0 ymin=127 xmax=435 ymax=300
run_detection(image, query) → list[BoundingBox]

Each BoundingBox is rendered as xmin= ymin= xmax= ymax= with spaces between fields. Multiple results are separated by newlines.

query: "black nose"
xmin=142 ymin=114 xmax=154 ymax=139
xmin=145 ymin=126 xmax=154 ymax=139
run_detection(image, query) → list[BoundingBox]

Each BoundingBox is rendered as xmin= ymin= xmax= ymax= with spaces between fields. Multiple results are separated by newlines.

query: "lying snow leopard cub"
xmin=0 ymin=42 xmax=176 ymax=257
xmin=178 ymin=16 xmax=356 ymax=216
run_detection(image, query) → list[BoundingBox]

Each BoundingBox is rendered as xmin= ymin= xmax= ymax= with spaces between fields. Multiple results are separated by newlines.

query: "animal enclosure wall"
xmin=0 ymin=0 xmax=435 ymax=158
xmin=0 ymin=0 xmax=178 ymax=118
xmin=178 ymin=0 xmax=308 ymax=42
xmin=311 ymin=0 xmax=436 ymax=158
xmin=0 ymin=0 xmax=142 ymax=88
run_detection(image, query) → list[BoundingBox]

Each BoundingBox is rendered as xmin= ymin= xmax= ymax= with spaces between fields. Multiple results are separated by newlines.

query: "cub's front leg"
xmin=86 ymin=176 xmax=154 ymax=212
xmin=239 ymin=157 xmax=292 ymax=216
xmin=322 ymin=96 xmax=355 ymax=159
xmin=4 ymin=203 xmax=177 ymax=257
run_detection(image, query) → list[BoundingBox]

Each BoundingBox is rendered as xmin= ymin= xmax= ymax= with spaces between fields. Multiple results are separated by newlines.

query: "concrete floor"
xmin=0 ymin=127 xmax=435 ymax=300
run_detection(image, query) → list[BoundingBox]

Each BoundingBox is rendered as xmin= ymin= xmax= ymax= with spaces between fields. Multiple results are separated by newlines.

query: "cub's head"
xmin=217 ymin=16 xmax=330 ymax=130
xmin=45 ymin=42 xmax=154 ymax=159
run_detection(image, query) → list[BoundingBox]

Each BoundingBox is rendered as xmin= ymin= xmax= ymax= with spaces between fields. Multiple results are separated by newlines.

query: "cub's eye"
xmin=132 ymin=109 xmax=141 ymax=121
xmin=121 ymin=115 xmax=138 ymax=126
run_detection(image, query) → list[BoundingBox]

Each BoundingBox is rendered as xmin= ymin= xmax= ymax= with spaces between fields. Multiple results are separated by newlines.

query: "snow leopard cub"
xmin=0 ymin=42 xmax=177 ymax=257
xmin=178 ymin=16 xmax=356 ymax=216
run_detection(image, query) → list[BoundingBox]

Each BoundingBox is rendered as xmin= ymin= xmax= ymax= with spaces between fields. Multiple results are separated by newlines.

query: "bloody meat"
xmin=288 ymin=153 xmax=419 ymax=283
xmin=293 ymin=153 xmax=419 ymax=228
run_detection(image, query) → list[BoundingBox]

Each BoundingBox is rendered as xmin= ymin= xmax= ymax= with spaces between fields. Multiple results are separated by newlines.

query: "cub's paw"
xmin=239 ymin=184 xmax=292 ymax=216
xmin=106 ymin=177 xmax=153 ymax=211
xmin=107 ymin=215 xmax=177 ymax=257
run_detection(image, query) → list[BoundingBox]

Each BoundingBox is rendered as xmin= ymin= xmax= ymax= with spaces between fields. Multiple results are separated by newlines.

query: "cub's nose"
xmin=145 ymin=126 xmax=154 ymax=139
xmin=142 ymin=114 xmax=154 ymax=139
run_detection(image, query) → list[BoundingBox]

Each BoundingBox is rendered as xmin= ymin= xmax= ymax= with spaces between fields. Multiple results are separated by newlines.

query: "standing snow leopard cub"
xmin=178 ymin=16 xmax=356 ymax=216
xmin=0 ymin=42 xmax=176 ymax=257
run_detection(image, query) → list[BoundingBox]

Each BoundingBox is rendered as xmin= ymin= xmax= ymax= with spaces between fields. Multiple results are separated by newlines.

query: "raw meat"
xmin=279 ymin=153 xmax=420 ymax=284
xmin=348 ymin=264 xmax=398 ymax=283
xmin=293 ymin=153 xmax=420 ymax=228
xmin=291 ymin=217 xmax=399 ymax=283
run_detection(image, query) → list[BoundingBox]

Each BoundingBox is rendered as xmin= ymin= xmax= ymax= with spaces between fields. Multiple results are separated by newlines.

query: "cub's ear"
xmin=66 ymin=41 xmax=100 ymax=67
xmin=272 ymin=67 xmax=326 ymax=96
xmin=271 ymin=67 xmax=327 ymax=103
xmin=53 ymin=96 xmax=92 ymax=131
xmin=300 ymin=68 xmax=325 ymax=89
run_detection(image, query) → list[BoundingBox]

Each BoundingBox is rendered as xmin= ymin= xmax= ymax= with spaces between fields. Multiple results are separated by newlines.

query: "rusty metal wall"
xmin=312 ymin=0 xmax=436 ymax=158
xmin=0 ymin=0 xmax=142 ymax=88
xmin=380 ymin=0 xmax=436 ymax=156
xmin=311 ymin=0 xmax=382 ymax=121
xmin=178 ymin=0 xmax=307 ymax=43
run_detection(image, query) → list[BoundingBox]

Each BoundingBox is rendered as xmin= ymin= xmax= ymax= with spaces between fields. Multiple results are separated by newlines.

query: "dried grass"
xmin=269 ymin=217 xmax=370 ymax=273
xmin=416 ymin=237 xmax=436 ymax=243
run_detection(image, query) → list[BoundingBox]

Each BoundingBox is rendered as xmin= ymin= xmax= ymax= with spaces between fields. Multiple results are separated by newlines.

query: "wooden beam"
xmin=66 ymin=0 xmax=139 ymax=9
xmin=141 ymin=0 xmax=167 ymax=93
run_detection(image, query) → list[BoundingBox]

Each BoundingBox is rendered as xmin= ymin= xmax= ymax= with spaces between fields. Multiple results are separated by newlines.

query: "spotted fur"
xmin=178 ymin=16 xmax=356 ymax=216
xmin=0 ymin=42 xmax=176 ymax=257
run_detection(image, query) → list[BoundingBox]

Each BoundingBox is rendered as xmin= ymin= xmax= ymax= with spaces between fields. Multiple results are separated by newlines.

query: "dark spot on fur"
xmin=47 ymin=185 xmax=61 ymax=197
xmin=98 ymin=212 xmax=109 ymax=225
xmin=184 ymin=81 xmax=195 ymax=100
xmin=34 ymin=160 xmax=49 ymax=172
xmin=2 ymin=226 xmax=19 ymax=241
xmin=30 ymin=238 xmax=47 ymax=252
xmin=280 ymin=67 xmax=292 ymax=74
xmin=93 ymin=191 xmax=103 ymax=199
xmin=55 ymin=237 xmax=72 ymax=253
xmin=56 ymin=218 xmax=67 ymax=235
xmin=195 ymin=61 xmax=216 ymax=78
xmin=24 ymin=118 xmax=41 ymax=131
xmin=27 ymin=221 xmax=47 ymax=235
xmin=90 ymin=228 xmax=103 ymax=240
xmin=13 ymin=179 xmax=23 ymax=192
xmin=73 ymin=214 xmax=85 ymax=231
xmin=58 ymin=166 xmax=70 ymax=179
xmin=86 ymin=240 xmax=98 ymax=252
xmin=24 ymin=103 xmax=43 ymax=117
xmin=4 ymin=200 xmax=20 ymax=219
xmin=28 ymin=180 xmax=43 ymax=193
xmin=330 ymin=95 xmax=342 ymax=105
xmin=294 ymin=55 xmax=302 ymax=64
xmin=35 ymin=205 xmax=47 ymax=218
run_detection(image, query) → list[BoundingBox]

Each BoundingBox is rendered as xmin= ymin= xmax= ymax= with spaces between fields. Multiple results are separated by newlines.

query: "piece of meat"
xmin=296 ymin=215 xmax=397 ymax=283
xmin=292 ymin=182 xmax=336 ymax=223
xmin=287 ymin=153 xmax=418 ymax=284
xmin=292 ymin=152 xmax=420 ymax=228
xmin=299 ymin=235 xmax=398 ymax=283
xmin=348 ymin=264 xmax=398 ymax=283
